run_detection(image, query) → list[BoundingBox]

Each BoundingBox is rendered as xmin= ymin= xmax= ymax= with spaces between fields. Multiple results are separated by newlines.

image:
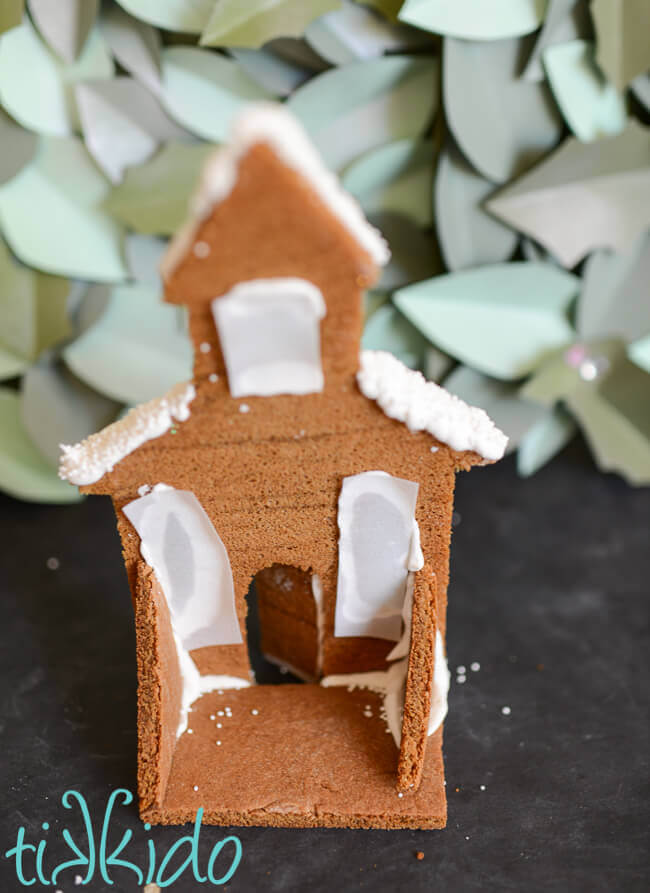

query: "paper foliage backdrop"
xmin=0 ymin=0 xmax=649 ymax=502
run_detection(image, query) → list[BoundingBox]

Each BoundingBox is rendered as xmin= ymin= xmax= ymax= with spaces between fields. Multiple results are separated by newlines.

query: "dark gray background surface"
xmin=1 ymin=439 xmax=648 ymax=892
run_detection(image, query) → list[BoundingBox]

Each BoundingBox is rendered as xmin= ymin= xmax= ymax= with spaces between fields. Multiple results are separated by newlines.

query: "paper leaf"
xmin=592 ymin=0 xmax=650 ymax=91
xmin=268 ymin=36 xmax=330 ymax=71
xmin=63 ymin=283 xmax=192 ymax=404
xmin=487 ymin=123 xmax=650 ymax=268
xmin=28 ymin=0 xmax=99 ymax=63
xmin=0 ymin=108 xmax=37 ymax=185
xmin=0 ymin=18 xmax=113 ymax=136
xmin=628 ymin=335 xmax=650 ymax=374
xmin=20 ymin=353 xmax=120 ymax=466
xmin=630 ymin=73 xmax=650 ymax=113
xmin=229 ymin=47 xmax=312 ymax=97
xmin=0 ymin=0 xmax=23 ymax=36
xmin=517 ymin=405 xmax=576 ymax=475
xmin=444 ymin=365 xmax=544 ymax=451
xmin=398 ymin=0 xmax=545 ymax=40
xmin=522 ymin=0 xmax=591 ymax=81
xmin=200 ymin=0 xmax=341 ymax=49
xmin=305 ymin=0 xmax=429 ymax=66
xmin=76 ymin=76 xmax=192 ymax=184
xmin=101 ymin=3 xmax=161 ymax=95
xmin=444 ymin=34 xmax=563 ymax=185
xmin=394 ymin=262 xmax=577 ymax=380
xmin=342 ymin=138 xmax=434 ymax=227
xmin=361 ymin=302 xmax=429 ymax=369
xmin=434 ymin=140 xmax=518 ymax=271
xmin=424 ymin=345 xmax=452 ymax=382
xmin=543 ymin=40 xmax=626 ymax=142
xmin=288 ymin=54 xmax=438 ymax=171
xmin=124 ymin=233 xmax=168 ymax=287
xmin=358 ymin=0 xmax=402 ymax=24
xmin=0 ymin=388 xmax=81 ymax=503
xmin=0 ymin=135 xmax=127 ymax=282
xmin=114 ymin=0 xmax=214 ymax=34
xmin=520 ymin=237 xmax=561 ymax=266
xmin=158 ymin=46 xmax=275 ymax=143
xmin=104 ymin=141 xmax=215 ymax=235
xmin=371 ymin=212 xmax=442 ymax=290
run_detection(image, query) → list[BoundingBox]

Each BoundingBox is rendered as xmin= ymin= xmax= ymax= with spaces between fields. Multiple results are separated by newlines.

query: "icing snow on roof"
xmin=59 ymin=382 xmax=196 ymax=486
xmin=161 ymin=103 xmax=390 ymax=279
xmin=357 ymin=351 xmax=508 ymax=461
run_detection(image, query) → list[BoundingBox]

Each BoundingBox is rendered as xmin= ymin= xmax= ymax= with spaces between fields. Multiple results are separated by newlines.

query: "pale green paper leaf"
xmin=200 ymin=0 xmax=341 ymax=49
xmin=101 ymin=3 xmax=161 ymax=95
xmin=371 ymin=212 xmax=441 ymax=290
xmin=434 ymin=140 xmax=517 ymax=271
xmin=363 ymin=289 xmax=390 ymax=320
xmin=362 ymin=303 xmax=429 ymax=369
xmin=0 ymin=0 xmax=23 ymax=36
xmin=0 ymin=136 xmax=127 ymax=281
xmin=487 ymin=123 xmax=650 ymax=268
xmin=21 ymin=353 xmax=120 ymax=466
xmin=63 ymin=283 xmax=192 ymax=404
xmin=76 ymin=76 xmax=192 ymax=184
xmin=343 ymin=138 xmax=434 ymax=227
xmin=0 ymin=107 xmax=37 ymax=185
xmin=577 ymin=233 xmax=650 ymax=343
xmin=0 ymin=19 xmax=113 ymax=136
xmin=124 ymin=233 xmax=168 ymax=287
xmin=522 ymin=0 xmax=591 ymax=81
xmin=268 ymin=36 xmax=330 ymax=71
xmin=544 ymin=40 xmax=626 ymax=142
xmin=104 ymin=141 xmax=215 ymax=235
xmin=592 ymin=0 xmax=650 ymax=90
xmin=394 ymin=262 xmax=577 ymax=380
xmin=230 ymin=47 xmax=312 ymax=97
xmin=68 ymin=283 xmax=111 ymax=336
xmin=398 ymin=0 xmax=545 ymax=40
xmin=517 ymin=405 xmax=576 ymax=475
xmin=444 ymin=365 xmax=544 ymax=451
xmin=444 ymin=34 xmax=563 ymax=184
xmin=628 ymin=335 xmax=650 ymax=374
xmin=305 ymin=0 xmax=429 ymax=66
xmin=114 ymin=0 xmax=214 ymax=34
xmin=28 ymin=0 xmax=99 ymax=63
xmin=158 ymin=46 xmax=275 ymax=142
xmin=288 ymin=54 xmax=438 ymax=171
xmin=0 ymin=388 xmax=81 ymax=503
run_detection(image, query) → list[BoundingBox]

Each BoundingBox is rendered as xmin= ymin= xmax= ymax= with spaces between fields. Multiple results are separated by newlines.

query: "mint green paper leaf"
xmin=398 ymin=0 xmax=545 ymax=40
xmin=362 ymin=303 xmax=429 ymax=369
xmin=0 ymin=19 xmax=113 ymax=136
xmin=230 ymin=47 xmax=312 ymax=97
xmin=21 ymin=353 xmax=120 ymax=466
xmin=200 ymin=0 xmax=341 ymax=49
xmin=104 ymin=141 xmax=215 ymax=235
xmin=0 ymin=136 xmax=127 ymax=281
xmin=487 ymin=123 xmax=650 ymax=268
xmin=372 ymin=212 xmax=442 ymax=290
xmin=444 ymin=34 xmax=563 ymax=184
xmin=517 ymin=405 xmax=576 ymax=475
xmin=76 ymin=76 xmax=192 ymax=184
xmin=394 ymin=262 xmax=577 ymax=380
xmin=424 ymin=346 xmax=453 ymax=382
xmin=0 ymin=108 xmax=37 ymax=185
xmin=522 ymin=0 xmax=591 ymax=81
xmin=0 ymin=0 xmax=23 ymax=36
xmin=444 ymin=365 xmax=544 ymax=451
xmin=363 ymin=289 xmax=390 ymax=320
xmin=543 ymin=40 xmax=626 ymax=141
xmin=101 ymin=4 xmax=161 ymax=95
xmin=577 ymin=233 xmax=650 ymax=344
xmin=158 ymin=46 xmax=275 ymax=142
xmin=0 ymin=388 xmax=81 ymax=503
xmin=628 ymin=335 xmax=650 ymax=374
xmin=268 ymin=36 xmax=330 ymax=71
xmin=342 ymin=138 xmax=433 ymax=227
xmin=592 ymin=0 xmax=650 ymax=91
xmin=288 ymin=54 xmax=438 ymax=171
xmin=434 ymin=140 xmax=517 ymax=271
xmin=63 ymin=283 xmax=192 ymax=404
xmin=305 ymin=1 xmax=430 ymax=66
xmin=114 ymin=0 xmax=214 ymax=34
xmin=124 ymin=233 xmax=168 ymax=287
xmin=28 ymin=0 xmax=99 ymax=63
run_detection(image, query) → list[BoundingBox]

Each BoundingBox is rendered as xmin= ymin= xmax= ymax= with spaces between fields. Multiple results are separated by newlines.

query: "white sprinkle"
xmin=470 ymin=662 xmax=481 ymax=672
xmin=187 ymin=728 xmax=193 ymax=734
xmin=239 ymin=403 xmax=250 ymax=413
xmin=216 ymin=740 xmax=222 ymax=746
xmin=193 ymin=785 xmax=199 ymax=792
xmin=480 ymin=785 xmax=486 ymax=791
xmin=210 ymin=714 xmax=216 ymax=720
xmin=465 ymin=836 xmax=470 ymax=841
xmin=193 ymin=241 xmax=210 ymax=258
xmin=456 ymin=675 xmax=466 ymax=684
xmin=46 ymin=557 xmax=60 ymax=570
xmin=218 ymin=690 xmax=223 ymax=695
xmin=199 ymin=341 xmax=211 ymax=353
xmin=456 ymin=665 xmax=466 ymax=675
xmin=216 ymin=722 xmax=222 ymax=728
xmin=501 ymin=706 xmax=511 ymax=716
xmin=397 ymin=792 xmax=403 ymax=798
xmin=217 ymin=711 xmax=224 ymax=716
xmin=251 ymin=709 xmax=259 ymax=715
xmin=209 ymin=373 xmax=218 ymax=382
xmin=430 ymin=445 xmax=439 ymax=453
xmin=75 ymin=876 xmax=83 ymax=886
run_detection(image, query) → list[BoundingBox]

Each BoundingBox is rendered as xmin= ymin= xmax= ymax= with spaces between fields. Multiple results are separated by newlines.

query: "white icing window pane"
xmin=335 ymin=471 xmax=419 ymax=641
xmin=124 ymin=488 xmax=242 ymax=649
xmin=212 ymin=278 xmax=326 ymax=398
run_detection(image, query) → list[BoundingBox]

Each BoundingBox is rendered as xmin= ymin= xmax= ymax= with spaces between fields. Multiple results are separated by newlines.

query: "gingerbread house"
xmin=59 ymin=104 xmax=507 ymax=830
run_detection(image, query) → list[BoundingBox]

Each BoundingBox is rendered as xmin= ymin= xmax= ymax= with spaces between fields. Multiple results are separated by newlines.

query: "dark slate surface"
xmin=1 ymin=440 xmax=648 ymax=892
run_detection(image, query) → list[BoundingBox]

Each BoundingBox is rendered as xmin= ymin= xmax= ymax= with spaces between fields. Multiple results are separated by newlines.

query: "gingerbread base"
xmin=142 ymin=685 xmax=446 ymax=830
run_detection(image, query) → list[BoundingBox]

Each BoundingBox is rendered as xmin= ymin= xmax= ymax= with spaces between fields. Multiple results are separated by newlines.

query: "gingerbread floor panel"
xmin=154 ymin=685 xmax=446 ymax=829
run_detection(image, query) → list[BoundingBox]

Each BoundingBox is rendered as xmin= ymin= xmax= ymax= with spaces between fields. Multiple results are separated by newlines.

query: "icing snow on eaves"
xmin=161 ymin=103 xmax=390 ymax=278
xmin=59 ymin=381 xmax=196 ymax=486
xmin=357 ymin=350 xmax=508 ymax=461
